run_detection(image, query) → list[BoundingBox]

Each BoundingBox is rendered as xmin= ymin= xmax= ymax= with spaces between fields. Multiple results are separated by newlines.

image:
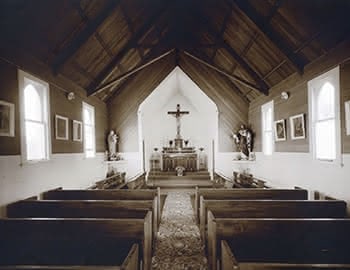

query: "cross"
xmin=168 ymin=104 xmax=189 ymax=139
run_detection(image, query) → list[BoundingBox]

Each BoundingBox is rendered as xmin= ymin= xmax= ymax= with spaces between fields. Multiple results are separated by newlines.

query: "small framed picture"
xmin=72 ymin=120 xmax=82 ymax=142
xmin=345 ymin=100 xmax=350 ymax=136
xmin=0 ymin=100 xmax=15 ymax=137
xmin=289 ymin=113 xmax=305 ymax=140
xmin=55 ymin=115 xmax=68 ymax=140
xmin=274 ymin=119 xmax=286 ymax=141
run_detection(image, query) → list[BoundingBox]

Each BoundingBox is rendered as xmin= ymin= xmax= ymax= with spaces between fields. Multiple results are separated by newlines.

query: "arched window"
xmin=19 ymin=70 xmax=50 ymax=162
xmin=83 ymin=102 xmax=95 ymax=158
xmin=308 ymin=66 xmax=340 ymax=162
xmin=261 ymin=100 xmax=274 ymax=155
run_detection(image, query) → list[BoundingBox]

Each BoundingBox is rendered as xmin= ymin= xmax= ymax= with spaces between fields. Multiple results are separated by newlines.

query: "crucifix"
xmin=168 ymin=104 xmax=189 ymax=139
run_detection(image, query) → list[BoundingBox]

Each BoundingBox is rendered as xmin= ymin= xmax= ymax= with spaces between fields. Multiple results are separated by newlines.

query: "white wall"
xmin=0 ymin=153 xmax=107 ymax=216
xmin=139 ymin=67 xmax=218 ymax=173
xmin=215 ymin=151 xmax=350 ymax=211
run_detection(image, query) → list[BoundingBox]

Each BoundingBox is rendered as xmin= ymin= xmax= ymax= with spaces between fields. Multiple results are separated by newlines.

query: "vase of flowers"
xmin=184 ymin=140 xmax=189 ymax=147
xmin=169 ymin=140 xmax=173 ymax=147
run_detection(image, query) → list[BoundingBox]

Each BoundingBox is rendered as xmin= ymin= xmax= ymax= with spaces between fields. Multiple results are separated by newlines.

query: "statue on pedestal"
xmin=107 ymin=130 xmax=118 ymax=160
xmin=233 ymin=125 xmax=253 ymax=160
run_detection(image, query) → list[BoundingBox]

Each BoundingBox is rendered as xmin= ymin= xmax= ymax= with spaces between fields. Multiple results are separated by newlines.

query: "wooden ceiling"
xmin=1 ymin=0 xmax=350 ymax=102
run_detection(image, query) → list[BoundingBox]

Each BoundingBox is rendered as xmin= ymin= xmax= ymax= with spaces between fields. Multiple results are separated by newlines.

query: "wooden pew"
xmin=200 ymin=199 xmax=347 ymax=241
xmin=194 ymin=187 xmax=308 ymax=221
xmin=208 ymin=215 xmax=350 ymax=270
xmin=0 ymin=217 xmax=153 ymax=270
xmin=6 ymin=199 xmax=158 ymax=242
xmin=221 ymin=239 xmax=350 ymax=270
xmin=41 ymin=188 xmax=161 ymax=228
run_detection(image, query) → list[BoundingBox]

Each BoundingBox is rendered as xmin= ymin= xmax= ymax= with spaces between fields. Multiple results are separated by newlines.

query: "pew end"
xmin=210 ymin=218 xmax=350 ymax=270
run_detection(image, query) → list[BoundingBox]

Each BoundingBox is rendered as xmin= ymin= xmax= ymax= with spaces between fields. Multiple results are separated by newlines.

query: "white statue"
xmin=107 ymin=130 xmax=118 ymax=160
xmin=233 ymin=125 xmax=253 ymax=160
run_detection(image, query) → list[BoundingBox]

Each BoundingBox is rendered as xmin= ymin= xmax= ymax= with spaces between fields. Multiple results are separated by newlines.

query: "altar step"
xmin=149 ymin=170 xmax=210 ymax=176
xmin=148 ymin=171 xmax=210 ymax=180
xmin=147 ymin=171 xmax=224 ymax=190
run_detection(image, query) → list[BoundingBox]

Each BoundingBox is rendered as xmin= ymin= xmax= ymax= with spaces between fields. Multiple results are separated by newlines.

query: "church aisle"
xmin=151 ymin=191 xmax=208 ymax=270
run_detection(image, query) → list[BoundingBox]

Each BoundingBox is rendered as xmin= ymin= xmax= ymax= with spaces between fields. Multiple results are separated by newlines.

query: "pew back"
xmin=221 ymin=240 xmax=350 ymax=270
xmin=41 ymin=188 xmax=160 ymax=234
xmin=194 ymin=188 xmax=308 ymax=220
xmin=208 ymin=216 xmax=350 ymax=270
xmin=0 ymin=217 xmax=152 ymax=270
xmin=200 ymin=199 xmax=347 ymax=240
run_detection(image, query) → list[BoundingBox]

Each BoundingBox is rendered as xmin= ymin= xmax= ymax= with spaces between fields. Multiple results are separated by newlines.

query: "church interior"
xmin=1 ymin=0 xmax=350 ymax=269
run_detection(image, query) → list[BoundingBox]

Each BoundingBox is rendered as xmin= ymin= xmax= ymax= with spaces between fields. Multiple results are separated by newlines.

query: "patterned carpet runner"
xmin=151 ymin=191 xmax=208 ymax=270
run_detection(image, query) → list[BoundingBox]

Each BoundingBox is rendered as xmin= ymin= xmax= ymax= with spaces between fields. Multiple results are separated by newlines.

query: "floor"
xmin=151 ymin=191 xmax=208 ymax=270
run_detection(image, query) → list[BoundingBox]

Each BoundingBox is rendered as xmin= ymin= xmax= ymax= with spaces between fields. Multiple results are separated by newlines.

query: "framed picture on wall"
xmin=345 ymin=100 xmax=350 ymax=135
xmin=0 ymin=100 xmax=15 ymax=137
xmin=72 ymin=120 xmax=82 ymax=142
xmin=289 ymin=113 xmax=305 ymax=140
xmin=55 ymin=115 xmax=68 ymax=140
xmin=274 ymin=119 xmax=286 ymax=141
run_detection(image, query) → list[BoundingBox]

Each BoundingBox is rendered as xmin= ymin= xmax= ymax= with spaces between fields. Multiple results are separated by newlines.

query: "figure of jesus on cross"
xmin=168 ymin=104 xmax=189 ymax=139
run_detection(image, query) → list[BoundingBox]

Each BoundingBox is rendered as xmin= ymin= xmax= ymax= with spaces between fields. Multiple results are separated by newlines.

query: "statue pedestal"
xmin=105 ymin=160 xmax=127 ymax=177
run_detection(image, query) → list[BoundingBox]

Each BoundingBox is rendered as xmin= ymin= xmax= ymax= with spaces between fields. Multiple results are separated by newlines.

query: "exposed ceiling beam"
xmin=87 ymin=2 xmax=169 ymax=94
xmin=89 ymin=49 xmax=175 ymax=96
xmin=211 ymin=1 xmax=233 ymax=60
xmin=192 ymin=8 xmax=269 ymax=95
xmin=180 ymin=51 xmax=250 ymax=103
xmin=52 ymin=0 xmax=120 ymax=73
xmin=233 ymin=0 xmax=306 ymax=74
xmin=184 ymin=51 xmax=264 ymax=95
xmin=105 ymin=47 xmax=174 ymax=102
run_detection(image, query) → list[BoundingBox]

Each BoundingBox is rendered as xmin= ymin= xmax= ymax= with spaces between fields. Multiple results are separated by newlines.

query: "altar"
xmin=161 ymin=104 xmax=199 ymax=171
xmin=162 ymin=148 xmax=197 ymax=171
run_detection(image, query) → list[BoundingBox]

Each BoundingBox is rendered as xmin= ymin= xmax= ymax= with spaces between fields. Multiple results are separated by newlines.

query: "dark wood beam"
xmin=233 ymin=0 xmax=306 ymax=74
xmin=181 ymin=50 xmax=250 ymax=104
xmin=87 ymin=3 xmax=169 ymax=93
xmin=105 ymin=45 xmax=174 ymax=102
xmin=119 ymin=3 xmax=144 ymax=60
xmin=192 ymin=8 xmax=269 ymax=95
xmin=89 ymin=49 xmax=174 ymax=96
xmin=184 ymin=51 xmax=264 ymax=95
xmin=211 ymin=1 xmax=233 ymax=60
xmin=52 ymin=0 xmax=120 ymax=73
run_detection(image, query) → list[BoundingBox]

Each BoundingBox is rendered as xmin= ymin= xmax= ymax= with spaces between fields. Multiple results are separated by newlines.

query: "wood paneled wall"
xmin=0 ymin=58 xmax=108 ymax=155
xmin=249 ymin=39 xmax=350 ymax=153
xmin=108 ymin=55 xmax=175 ymax=152
xmin=179 ymin=56 xmax=249 ymax=152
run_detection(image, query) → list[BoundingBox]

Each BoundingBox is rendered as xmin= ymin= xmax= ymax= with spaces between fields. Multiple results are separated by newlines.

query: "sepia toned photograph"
xmin=0 ymin=100 xmax=15 ymax=137
xmin=55 ymin=114 xmax=68 ymax=140
xmin=72 ymin=120 xmax=82 ymax=142
xmin=274 ymin=119 xmax=286 ymax=141
xmin=1 ymin=2 xmax=350 ymax=270
xmin=290 ymin=114 xmax=305 ymax=140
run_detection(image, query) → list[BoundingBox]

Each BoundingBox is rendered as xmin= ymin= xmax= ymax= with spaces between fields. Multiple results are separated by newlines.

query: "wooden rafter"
xmin=89 ymin=49 xmax=174 ymax=96
xmin=52 ymin=0 xmax=120 ymax=73
xmin=87 ymin=2 xmax=169 ymax=94
xmin=233 ymin=0 xmax=306 ymax=74
xmin=119 ymin=3 xmax=144 ymax=60
xmin=105 ymin=44 xmax=174 ymax=102
xmin=211 ymin=1 xmax=233 ymax=60
xmin=179 ymin=50 xmax=249 ymax=104
xmin=184 ymin=51 xmax=260 ymax=98
xmin=192 ymin=8 xmax=269 ymax=95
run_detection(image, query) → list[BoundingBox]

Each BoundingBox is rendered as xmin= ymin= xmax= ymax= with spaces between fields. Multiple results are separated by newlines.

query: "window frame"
xmin=261 ymin=100 xmax=274 ymax=156
xmin=82 ymin=101 xmax=96 ymax=158
xmin=18 ymin=69 xmax=51 ymax=163
xmin=307 ymin=66 xmax=342 ymax=165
